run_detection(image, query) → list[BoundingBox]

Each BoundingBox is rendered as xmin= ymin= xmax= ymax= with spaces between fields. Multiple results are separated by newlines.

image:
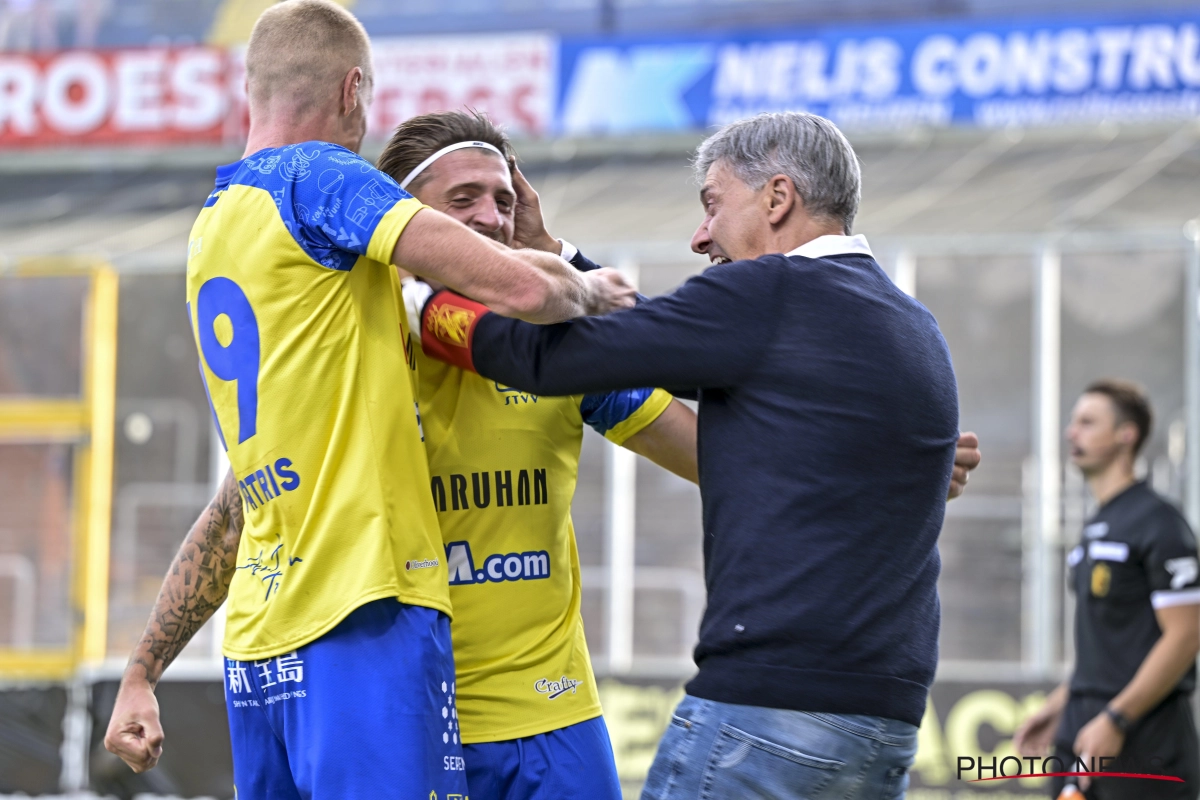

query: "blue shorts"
xmin=462 ymin=716 xmax=622 ymax=800
xmin=223 ymin=599 xmax=470 ymax=799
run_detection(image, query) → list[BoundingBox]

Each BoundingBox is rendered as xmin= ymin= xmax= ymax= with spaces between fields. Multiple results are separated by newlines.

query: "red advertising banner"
xmin=0 ymin=47 xmax=243 ymax=148
xmin=368 ymin=33 xmax=554 ymax=140
xmin=0 ymin=33 xmax=553 ymax=149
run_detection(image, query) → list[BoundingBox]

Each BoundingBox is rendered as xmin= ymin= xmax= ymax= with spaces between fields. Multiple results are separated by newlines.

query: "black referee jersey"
xmin=1068 ymin=481 xmax=1199 ymax=697
xmin=1052 ymin=481 xmax=1200 ymax=800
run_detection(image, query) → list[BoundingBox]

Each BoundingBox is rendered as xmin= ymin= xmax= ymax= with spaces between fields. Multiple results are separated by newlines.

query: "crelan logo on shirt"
xmin=426 ymin=302 xmax=475 ymax=347
xmin=535 ymin=676 xmax=583 ymax=699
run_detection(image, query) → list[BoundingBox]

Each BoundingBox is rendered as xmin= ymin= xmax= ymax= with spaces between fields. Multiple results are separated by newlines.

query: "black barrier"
xmin=910 ymin=681 xmax=1057 ymax=798
xmin=88 ymin=680 xmax=233 ymax=800
xmin=0 ymin=686 xmax=66 ymax=795
xmin=0 ymin=677 xmax=1078 ymax=797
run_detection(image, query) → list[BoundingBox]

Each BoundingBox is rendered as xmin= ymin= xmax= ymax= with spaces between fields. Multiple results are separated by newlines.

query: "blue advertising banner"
xmin=556 ymin=15 xmax=1200 ymax=135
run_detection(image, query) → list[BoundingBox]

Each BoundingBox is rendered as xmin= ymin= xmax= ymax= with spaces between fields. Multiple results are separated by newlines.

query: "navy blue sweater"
xmin=468 ymin=251 xmax=959 ymax=726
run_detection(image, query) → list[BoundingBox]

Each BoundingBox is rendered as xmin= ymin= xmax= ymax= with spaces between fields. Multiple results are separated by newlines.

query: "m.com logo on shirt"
xmin=444 ymin=540 xmax=550 ymax=585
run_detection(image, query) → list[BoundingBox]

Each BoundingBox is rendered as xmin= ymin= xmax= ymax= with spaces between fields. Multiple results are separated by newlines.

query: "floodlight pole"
xmin=892 ymin=249 xmax=917 ymax=297
xmin=1185 ymin=222 xmax=1200 ymax=531
xmin=605 ymin=258 xmax=639 ymax=675
xmin=1027 ymin=245 xmax=1061 ymax=676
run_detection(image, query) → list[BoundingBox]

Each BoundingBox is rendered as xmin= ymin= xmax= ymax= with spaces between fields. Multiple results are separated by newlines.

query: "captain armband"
xmin=419 ymin=290 xmax=491 ymax=373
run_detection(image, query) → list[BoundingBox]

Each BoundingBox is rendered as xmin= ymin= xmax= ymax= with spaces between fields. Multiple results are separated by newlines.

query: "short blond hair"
xmin=246 ymin=0 xmax=372 ymax=112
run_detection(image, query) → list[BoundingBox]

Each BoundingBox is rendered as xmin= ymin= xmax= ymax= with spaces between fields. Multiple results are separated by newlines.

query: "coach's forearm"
xmin=124 ymin=470 xmax=243 ymax=688
xmin=468 ymin=264 xmax=772 ymax=396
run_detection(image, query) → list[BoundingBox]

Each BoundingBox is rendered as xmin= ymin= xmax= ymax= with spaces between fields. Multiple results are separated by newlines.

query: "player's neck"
xmin=243 ymin=112 xmax=355 ymax=158
xmin=1088 ymin=461 xmax=1137 ymax=507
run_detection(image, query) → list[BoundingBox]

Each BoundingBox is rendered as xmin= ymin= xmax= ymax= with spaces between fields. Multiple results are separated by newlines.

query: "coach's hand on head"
xmin=509 ymin=161 xmax=561 ymax=255
xmin=104 ymin=677 xmax=164 ymax=773
xmin=948 ymin=432 xmax=981 ymax=501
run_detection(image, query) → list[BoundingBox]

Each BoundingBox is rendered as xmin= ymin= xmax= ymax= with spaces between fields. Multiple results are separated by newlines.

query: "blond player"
xmin=102 ymin=2 xmax=634 ymax=796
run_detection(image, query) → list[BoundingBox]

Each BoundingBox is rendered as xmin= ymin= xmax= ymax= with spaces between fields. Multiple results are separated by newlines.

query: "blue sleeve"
xmin=579 ymin=387 xmax=657 ymax=436
xmin=571 ymin=249 xmax=603 ymax=272
xmin=470 ymin=258 xmax=786 ymax=394
xmin=243 ymin=143 xmax=417 ymax=271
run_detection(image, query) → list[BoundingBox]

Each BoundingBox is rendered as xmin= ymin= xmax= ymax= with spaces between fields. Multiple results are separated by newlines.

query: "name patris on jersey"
xmin=237 ymin=457 xmax=300 ymax=510
xmin=445 ymin=540 xmax=550 ymax=586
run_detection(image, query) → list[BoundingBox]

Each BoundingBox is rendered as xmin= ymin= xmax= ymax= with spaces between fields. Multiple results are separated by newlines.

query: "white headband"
xmin=398 ymin=141 xmax=508 ymax=190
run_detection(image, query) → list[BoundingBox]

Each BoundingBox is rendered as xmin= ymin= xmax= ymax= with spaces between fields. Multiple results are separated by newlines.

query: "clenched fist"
xmin=104 ymin=676 xmax=165 ymax=774
xmin=583 ymin=268 xmax=638 ymax=316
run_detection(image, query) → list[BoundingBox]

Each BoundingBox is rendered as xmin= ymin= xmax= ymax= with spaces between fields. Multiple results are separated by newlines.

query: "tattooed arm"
xmin=103 ymin=469 xmax=244 ymax=773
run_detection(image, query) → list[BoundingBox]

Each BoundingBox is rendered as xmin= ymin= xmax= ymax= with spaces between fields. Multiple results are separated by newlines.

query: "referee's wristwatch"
xmin=1103 ymin=705 xmax=1132 ymax=733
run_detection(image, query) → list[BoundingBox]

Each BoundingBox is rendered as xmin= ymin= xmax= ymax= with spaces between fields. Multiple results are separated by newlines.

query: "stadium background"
xmin=2 ymin=0 xmax=1200 ymax=796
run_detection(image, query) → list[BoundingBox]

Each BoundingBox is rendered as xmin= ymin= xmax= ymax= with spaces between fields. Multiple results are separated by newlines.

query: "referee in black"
xmin=1016 ymin=379 xmax=1200 ymax=800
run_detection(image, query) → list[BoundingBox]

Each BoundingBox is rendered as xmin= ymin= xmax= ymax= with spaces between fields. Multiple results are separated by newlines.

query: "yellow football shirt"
xmin=414 ymin=345 xmax=672 ymax=743
xmin=186 ymin=142 xmax=450 ymax=661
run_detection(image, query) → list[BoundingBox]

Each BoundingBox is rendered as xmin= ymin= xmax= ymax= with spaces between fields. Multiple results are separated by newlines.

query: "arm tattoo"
xmin=128 ymin=469 xmax=244 ymax=685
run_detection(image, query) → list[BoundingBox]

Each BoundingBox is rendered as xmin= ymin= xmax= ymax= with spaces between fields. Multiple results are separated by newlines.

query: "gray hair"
xmin=694 ymin=112 xmax=861 ymax=234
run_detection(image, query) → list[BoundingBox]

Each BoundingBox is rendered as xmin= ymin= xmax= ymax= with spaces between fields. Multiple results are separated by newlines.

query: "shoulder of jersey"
xmin=1120 ymin=485 xmax=1188 ymax=536
xmin=230 ymin=142 xmax=399 ymax=191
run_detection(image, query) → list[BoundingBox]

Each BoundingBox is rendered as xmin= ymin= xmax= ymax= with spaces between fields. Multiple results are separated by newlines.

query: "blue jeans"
xmin=641 ymin=694 xmax=918 ymax=800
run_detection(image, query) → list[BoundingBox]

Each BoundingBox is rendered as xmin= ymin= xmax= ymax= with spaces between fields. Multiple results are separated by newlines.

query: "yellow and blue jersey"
xmin=186 ymin=142 xmax=450 ymax=662
xmin=413 ymin=345 xmax=672 ymax=743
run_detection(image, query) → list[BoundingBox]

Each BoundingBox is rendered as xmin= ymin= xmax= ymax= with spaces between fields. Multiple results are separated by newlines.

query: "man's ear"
xmin=1116 ymin=421 xmax=1138 ymax=449
xmin=341 ymin=67 xmax=363 ymax=117
xmin=765 ymin=174 xmax=797 ymax=225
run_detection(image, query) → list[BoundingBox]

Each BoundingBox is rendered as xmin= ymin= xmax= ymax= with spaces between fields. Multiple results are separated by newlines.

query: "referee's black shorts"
xmin=1050 ymin=693 xmax=1199 ymax=800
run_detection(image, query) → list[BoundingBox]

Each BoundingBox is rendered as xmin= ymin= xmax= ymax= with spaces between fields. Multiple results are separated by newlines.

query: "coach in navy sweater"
xmin=421 ymin=112 xmax=961 ymax=799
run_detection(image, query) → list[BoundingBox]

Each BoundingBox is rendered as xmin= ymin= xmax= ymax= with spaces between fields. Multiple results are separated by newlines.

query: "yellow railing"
xmin=0 ymin=265 xmax=118 ymax=678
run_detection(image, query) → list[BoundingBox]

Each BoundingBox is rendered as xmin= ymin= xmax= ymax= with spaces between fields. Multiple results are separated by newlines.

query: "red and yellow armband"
xmin=419 ymin=290 xmax=491 ymax=373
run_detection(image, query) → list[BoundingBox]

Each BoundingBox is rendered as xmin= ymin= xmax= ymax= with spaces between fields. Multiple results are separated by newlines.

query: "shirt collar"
xmin=214 ymin=159 xmax=244 ymax=190
xmin=784 ymin=234 xmax=873 ymax=260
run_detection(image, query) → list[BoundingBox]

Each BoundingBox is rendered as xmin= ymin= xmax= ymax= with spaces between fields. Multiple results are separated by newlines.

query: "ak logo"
xmin=427 ymin=303 xmax=475 ymax=347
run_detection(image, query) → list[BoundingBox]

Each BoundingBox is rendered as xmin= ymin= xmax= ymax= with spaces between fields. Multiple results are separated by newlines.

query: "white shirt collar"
xmin=784 ymin=234 xmax=873 ymax=260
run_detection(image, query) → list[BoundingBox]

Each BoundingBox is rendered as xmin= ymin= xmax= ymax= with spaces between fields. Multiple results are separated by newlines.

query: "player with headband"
xmin=377 ymin=110 xmax=699 ymax=800
xmin=399 ymin=140 xmax=509 ymax=189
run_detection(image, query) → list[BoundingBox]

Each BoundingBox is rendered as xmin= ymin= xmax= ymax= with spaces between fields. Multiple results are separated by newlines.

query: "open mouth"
xmin=710 ymin=255 xmax=731 ymax=265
